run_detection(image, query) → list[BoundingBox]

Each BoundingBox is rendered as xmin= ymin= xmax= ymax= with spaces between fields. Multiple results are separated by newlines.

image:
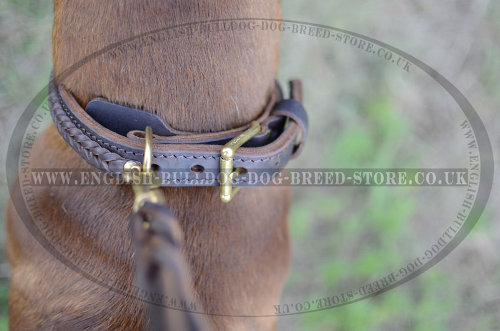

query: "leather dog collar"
xmin=48 ymin=74 xmax=308 ymax=187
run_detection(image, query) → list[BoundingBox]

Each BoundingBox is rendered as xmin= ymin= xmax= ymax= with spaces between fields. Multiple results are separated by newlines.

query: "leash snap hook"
xmin=220 ymin=121 xmax=261 ymax=203
xmin=123 ymin=126 xmax=164 ymax=212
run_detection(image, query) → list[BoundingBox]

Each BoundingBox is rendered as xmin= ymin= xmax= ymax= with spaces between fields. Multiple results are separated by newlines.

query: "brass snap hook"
xmin=123 ymin=126 xmax=164 ymax=211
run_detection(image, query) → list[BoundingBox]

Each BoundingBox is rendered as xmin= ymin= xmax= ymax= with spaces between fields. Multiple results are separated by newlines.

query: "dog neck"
xmin=52 ymin=0 xmax=281 ymax=132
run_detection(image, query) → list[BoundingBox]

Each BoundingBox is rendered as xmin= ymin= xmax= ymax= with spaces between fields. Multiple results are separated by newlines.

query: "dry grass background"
xmin=1 ymin=0 xmax=499 ymax=330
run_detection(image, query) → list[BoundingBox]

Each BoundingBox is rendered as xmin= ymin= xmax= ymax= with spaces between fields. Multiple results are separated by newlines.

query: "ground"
xmin=1 ymin=0 xmax=500 ymax=330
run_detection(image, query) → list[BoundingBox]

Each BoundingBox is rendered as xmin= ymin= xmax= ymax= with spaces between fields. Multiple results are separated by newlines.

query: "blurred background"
xmin=1 ymin=0 xmax=499 ymax=330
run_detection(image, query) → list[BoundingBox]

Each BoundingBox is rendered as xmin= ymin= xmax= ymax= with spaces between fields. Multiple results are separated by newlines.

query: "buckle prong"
xmin=220 ymin=121 xmax=261 ymax=203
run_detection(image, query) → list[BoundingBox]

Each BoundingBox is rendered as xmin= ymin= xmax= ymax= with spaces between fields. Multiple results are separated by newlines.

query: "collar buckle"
xmin=220 ymin=121 xmax=261 ymax=202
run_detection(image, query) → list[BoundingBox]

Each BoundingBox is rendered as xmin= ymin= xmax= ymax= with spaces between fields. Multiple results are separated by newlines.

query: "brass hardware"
xmin=123 ymin=160 xmax=141 ymax=183
xmin=142 ymin=127 xmax=153 ymax=174
xmin=220 ymin=121 xmax=261 ymax=203
xmin=123 ymin=127 xmax=165 ymax=212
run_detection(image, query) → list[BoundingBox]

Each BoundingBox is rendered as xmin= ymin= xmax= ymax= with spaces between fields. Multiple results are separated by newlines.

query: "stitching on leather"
xmin=163 ymin=178 xmax=250 ymax=183
xmin=56 ymin=89 xmax=276 ymax=162
xmin=51 ymin=82 xmax=127 ymax=173
xmin=50 ymin=78 xmax=280 ymax=175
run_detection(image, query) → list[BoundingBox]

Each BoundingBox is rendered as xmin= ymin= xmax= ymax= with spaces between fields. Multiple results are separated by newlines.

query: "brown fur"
xmin=7 ymin=1 xmax=290 ymax=330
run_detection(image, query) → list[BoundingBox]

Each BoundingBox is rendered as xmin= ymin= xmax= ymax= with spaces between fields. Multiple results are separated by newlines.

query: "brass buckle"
xmin=123 ymin=126 xmax=164 ymax=212
xmin=220 ymin=121 xmax=261 ymax=203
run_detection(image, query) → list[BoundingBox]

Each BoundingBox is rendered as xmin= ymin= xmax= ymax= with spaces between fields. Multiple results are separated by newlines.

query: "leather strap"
xmin=131 ymin=202 xmax=209 ymax=331
xmin=48 ymin=73 xmax=308 ymax=186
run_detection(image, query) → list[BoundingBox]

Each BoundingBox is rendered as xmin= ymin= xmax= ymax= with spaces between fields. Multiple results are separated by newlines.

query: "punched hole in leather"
xmin=50 ymin=74 xmax=308 ymax=187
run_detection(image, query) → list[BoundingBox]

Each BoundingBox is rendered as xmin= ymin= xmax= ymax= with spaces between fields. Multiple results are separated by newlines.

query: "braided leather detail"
xmin=48 ymin=76 xmax=129 ymax=176
xmin=47 ymin=73 xmax=307 ymax=187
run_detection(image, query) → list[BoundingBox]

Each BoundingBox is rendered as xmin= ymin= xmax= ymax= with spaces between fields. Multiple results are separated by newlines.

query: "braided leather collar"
xmin=48 ymin=74 xmax=308 ymax=187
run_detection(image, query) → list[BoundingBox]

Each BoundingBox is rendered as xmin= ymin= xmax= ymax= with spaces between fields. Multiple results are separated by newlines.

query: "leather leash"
xmin=128 ymin=127 xmax=209 ymax=330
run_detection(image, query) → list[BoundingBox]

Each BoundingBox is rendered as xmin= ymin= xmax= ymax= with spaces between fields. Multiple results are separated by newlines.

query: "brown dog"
xmin=7 ymin=1 xmax=290 ymax=330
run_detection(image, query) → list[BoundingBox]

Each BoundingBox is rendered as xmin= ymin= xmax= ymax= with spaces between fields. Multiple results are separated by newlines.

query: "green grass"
xmin=2 ymin=1 xmax=500 ymax=330
xmin=283 ymin=88 xmax=463 ymax=330
xmin=0 ymin=0 xmax=53 ymax=329
xmin=0 ymin=282 xmax=8 ymax=331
